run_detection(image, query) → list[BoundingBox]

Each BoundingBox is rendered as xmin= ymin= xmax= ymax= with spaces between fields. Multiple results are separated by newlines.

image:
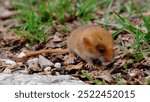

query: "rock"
xmin=26 ymin=58 xmax=42 ymax=73
xmin=0 ymin=58 xmax=16 ymax=65
xmin=129 ymin=72 xmax=136 ymax=77
xmin=3 ymin=68 xmax=11 ymax=73
xmin=55 ymin=72 xmax=60 ymax=76
xmin=53 ymin=80 xmax=87 ymax=85
xmin=28 ymin=64 xmax=42 ymax=72
xmin=38 ymin=55 xmax=54 ymax=69
xmin=26 ymin=58 xmax=38 ymax=66
xmin=54 ymin=62 xmax=61 ymax=69
xmin=0 ymin=73 xmax=87 ymax=85
xmin=18 ymin=52 xmax=26 ymax=58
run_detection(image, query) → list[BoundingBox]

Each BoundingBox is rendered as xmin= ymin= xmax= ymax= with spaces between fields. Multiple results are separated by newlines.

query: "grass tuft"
xmin=13 ymin=0 xmax=98 ymax=43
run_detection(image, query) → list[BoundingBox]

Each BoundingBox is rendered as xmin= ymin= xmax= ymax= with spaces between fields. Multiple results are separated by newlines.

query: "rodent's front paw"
xmin=85 ymin=63 xmax=96 ymax=69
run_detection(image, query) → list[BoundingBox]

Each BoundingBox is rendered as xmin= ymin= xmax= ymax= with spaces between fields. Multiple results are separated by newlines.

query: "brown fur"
xmin=67 ymin=25 xmax=114 ymax=67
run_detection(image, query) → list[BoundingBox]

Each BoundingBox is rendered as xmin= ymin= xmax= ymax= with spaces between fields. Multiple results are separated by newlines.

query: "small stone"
xmin=0 ymin=58 xmax=16 ymax=65
xmin=55 ymin=72 xmax=60 ymax=76
xmin=130 ymin=73 xmax=135 ymax=77
xmin=26 ymin=58 xmax=38 ymax=66
xmin=29 ymin=64 xmax=42 ymax=72
xmin=54 ymin=62 xmax=61 ymax=69
xmin=3 ymin=68 xmax=11 ymax=73
xmin=18 ymin=52 xmax=26 ymax=58
xmin=38 ymin=55 xmax=54 ymax=69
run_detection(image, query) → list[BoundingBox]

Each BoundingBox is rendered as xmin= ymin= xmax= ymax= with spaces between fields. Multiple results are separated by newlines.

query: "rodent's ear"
xmin=83 ymin=37 xmax=92 ymax=46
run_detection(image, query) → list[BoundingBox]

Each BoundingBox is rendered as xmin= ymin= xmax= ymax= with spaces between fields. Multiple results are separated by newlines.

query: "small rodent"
xmin=67 ymin=25 xmax=114 ymax=68
xmin=16 ymin=25 xmax=114 ymax=68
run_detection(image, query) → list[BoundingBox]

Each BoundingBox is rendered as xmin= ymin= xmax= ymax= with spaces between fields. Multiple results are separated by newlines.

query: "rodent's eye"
xmin=98 ymin=48 xmax=105 ymax=53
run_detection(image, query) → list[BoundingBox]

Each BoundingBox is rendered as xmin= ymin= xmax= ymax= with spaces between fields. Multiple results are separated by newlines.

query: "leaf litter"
xmin=0 ymin=0 xmax=150 ymax=85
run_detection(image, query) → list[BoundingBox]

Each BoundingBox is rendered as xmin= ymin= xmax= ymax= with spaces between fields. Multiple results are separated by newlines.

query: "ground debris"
xmin=0 ymin=0 xmax=149 ymax=85
xmin=38 ymin=55 xmax=54 ymax=68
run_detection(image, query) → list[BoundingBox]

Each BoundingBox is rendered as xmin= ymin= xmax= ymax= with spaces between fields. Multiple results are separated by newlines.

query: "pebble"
xmin=3 ymin=68 xmax=11 ymax=73
xmin=55 ymin=72 xmax=60 ymax=76
xmin=28 ymin=64 xmax=42 ymax=72
xmin=26 ymin=58 xmax=38 ymax=66
xmin=54 ymin=62 xmax=61 ymax=69
xmin=38 ymin=55 xmax=54 ymax=69
xmin=18 ymin=52 xmax=26 ymax=58
xmin=130 ymin=73 xmax=135 ymax=77
xmin=0 ymin=58 xmax=16 ymax=65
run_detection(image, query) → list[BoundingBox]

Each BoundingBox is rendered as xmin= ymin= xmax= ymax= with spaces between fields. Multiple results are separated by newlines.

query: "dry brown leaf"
xmin=141 ymin=59 xmax=150 ymax=67
xmin=65 ymin=62 xmax=84 ymax=71
xmin=94 ymin=70 xmax=113 ymax=83
xmin=0 ymin=61 xmax=6 ymax=72
xmin=142 ymin=10 xmax=150 ymax=16
xmin=3 ymin=19 xmax=21 ymax=29
xmin=0 ymin=0 xmax=12 ymax=9
xmin=52 ymin=34 xmax=62 ymax=43
xmin=117 ymin=33 xmax=135 ymax=48
xmin=0 ymin=8 xmax=20 ymax=19
xmin=127 ymin=68 xmax=147 ymax=84
xmin=2 ymin=31 xmax=22 ymax=45
xmin=0 ymin=22 xmax=7 ymax=32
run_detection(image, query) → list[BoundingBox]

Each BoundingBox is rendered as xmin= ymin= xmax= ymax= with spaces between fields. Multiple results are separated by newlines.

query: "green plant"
xmin=147 ymin=78 xmax=150 ymax=85
xmin=75 ymin=0 xmax=97 ymax=23
xmin=47 ymin=0 xmax=73 ymax=23
xmin=81 ymin=70 xmax=101 ymax=85
xmin=99 ymin=0 xmax=111 ymax=9
xmin=123 ymin=62 xmax=133 ymax=72
xmin=115 ymin=74 xmax=121 ymax=85
xmin=131 ymin=53 xmax=145 ymax=61
xmin=140 ymin=13 xmax=150 ymax=42
xmin=13 ymin=0 xmax=48 ymax=43
xmin=103 ymin=0 xmax=112 ymax=23
xmin=114 ymin=11 xmax=150 ymax=52
xmin=13 ymin=0 xmax=99 ymax=43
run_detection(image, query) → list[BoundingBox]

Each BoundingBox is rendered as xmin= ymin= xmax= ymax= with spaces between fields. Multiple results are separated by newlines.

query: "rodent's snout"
xmin=91 ymin=56 xmax=114 ymax=66
xmin=91 ymin=58 xmax=102 ymax=65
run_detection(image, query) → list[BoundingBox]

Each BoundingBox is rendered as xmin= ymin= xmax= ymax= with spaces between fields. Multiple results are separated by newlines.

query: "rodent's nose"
xmin=98 ymin=55 xmax=114 ymax=66
xmin=91 ymin=58 xmax=102 ymax=65
xmin=102 ymin=58 xmax=114 ymax=66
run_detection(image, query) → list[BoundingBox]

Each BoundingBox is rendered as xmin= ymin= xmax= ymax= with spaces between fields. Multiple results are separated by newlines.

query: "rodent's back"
xmin=67 ymin=25 xmax=95 ymax=51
